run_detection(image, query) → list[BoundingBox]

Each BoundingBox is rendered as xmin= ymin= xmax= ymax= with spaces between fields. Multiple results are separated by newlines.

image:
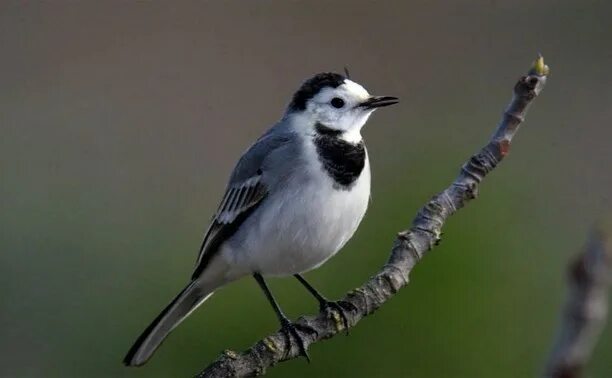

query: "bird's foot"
xmin=280 ymin=318 xmax=316 ymax=362
xmin=320 ymin=300 xmax=358 ymax=335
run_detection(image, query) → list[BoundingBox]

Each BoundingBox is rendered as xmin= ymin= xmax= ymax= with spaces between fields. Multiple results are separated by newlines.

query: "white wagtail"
xmin=123 ymin=72 xmax=398 ymax=366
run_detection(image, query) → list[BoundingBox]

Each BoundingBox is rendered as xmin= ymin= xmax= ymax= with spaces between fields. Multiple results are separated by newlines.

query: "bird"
xmin=123 ymin=72 xmax=398 ymax=366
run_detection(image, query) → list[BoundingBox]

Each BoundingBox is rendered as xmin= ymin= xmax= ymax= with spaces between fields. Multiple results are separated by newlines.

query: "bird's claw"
xmin=321 ymin=300 xmax=357 ymax=335
xmin=280 ymin=318 xmax=316 ymax=362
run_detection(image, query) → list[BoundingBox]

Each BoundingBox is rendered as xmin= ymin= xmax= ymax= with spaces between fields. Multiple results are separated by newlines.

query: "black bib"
xmin=313 ymin=123 xmax=366 ymax=190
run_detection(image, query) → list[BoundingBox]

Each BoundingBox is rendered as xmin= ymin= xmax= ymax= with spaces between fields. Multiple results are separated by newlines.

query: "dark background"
xmin=1 ymin=1 xmax=611 ymax=377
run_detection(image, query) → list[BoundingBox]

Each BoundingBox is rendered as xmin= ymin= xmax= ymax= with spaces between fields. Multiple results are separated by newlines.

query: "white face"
xmin=304 ymin=79 xmax=376 ymax=140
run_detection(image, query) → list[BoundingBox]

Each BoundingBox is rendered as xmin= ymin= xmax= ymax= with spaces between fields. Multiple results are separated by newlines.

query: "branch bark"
xmin=196 ymin=56 xmax=550 ymax=378
xmin=544 ymin=227 xmax=612 ymax=378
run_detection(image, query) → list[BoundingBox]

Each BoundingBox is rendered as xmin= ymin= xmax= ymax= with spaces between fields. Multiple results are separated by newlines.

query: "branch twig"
xmin=196 ymin=56 xmax=550 ymax=378
xmin=544 ymin=227 xmax=612 ymax=378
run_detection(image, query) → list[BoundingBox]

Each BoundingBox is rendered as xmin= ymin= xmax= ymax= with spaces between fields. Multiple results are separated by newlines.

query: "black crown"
xmin=288 ymin=72 xmax=345 ymax=111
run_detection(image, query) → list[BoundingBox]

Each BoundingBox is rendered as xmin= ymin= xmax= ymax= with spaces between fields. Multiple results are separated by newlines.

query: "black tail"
xmin=123 ymin=281 xmax=213 ymax=366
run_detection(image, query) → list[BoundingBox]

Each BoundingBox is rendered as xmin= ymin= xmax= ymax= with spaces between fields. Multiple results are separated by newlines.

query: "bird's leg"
xmin=294 ymin=274 xmax=357 ymax=335
xmin=253 ymin=273 xmax=314 ymax=362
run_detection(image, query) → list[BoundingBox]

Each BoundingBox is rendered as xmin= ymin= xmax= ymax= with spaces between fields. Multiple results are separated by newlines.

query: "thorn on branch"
xmin=499 ymin=140 xmax=511 ymax=157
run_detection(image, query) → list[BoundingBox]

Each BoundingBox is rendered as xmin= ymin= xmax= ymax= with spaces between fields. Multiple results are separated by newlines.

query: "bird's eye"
xmin=330 ymin=97 xmax=345 ymax=108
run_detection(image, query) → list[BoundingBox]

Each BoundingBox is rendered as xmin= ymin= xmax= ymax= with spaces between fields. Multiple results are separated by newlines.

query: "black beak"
xmin=358 ymin=96 xmax=399 ymax=109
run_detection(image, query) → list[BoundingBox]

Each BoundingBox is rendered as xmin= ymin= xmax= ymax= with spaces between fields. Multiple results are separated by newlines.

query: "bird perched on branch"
xmin=123 ymin=72 xmax=398 ymax=366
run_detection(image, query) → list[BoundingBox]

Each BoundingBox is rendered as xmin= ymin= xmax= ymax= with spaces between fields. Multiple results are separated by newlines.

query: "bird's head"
xmin=285 ymin=72 xmax=398 ymax=142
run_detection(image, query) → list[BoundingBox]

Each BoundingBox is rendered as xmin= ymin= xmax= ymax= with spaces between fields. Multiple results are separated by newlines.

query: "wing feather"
xmin=191 ymin=129 xmax=294 ymax=279
xmin=192 ymin=177 xmax=267 ymax=279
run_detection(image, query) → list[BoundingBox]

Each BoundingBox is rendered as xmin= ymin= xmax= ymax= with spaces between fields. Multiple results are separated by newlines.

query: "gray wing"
xmin=192 ymin=129 xmax=293 ymax=279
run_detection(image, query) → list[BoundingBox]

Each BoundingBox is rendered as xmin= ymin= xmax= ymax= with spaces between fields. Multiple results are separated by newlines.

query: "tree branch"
xmin=544 ymin=227 xmax=612 ymax=378
xmin=196 ymin=56 xmax=550 ymax=378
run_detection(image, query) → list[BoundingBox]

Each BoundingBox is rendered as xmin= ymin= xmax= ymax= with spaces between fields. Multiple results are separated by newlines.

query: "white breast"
xmin=219 ymin=139 xmax=371 ymax=278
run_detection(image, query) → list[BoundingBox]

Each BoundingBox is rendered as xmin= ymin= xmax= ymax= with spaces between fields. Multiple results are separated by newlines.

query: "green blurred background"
xmin=1 ymin=1 xmax=611 ymax=377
